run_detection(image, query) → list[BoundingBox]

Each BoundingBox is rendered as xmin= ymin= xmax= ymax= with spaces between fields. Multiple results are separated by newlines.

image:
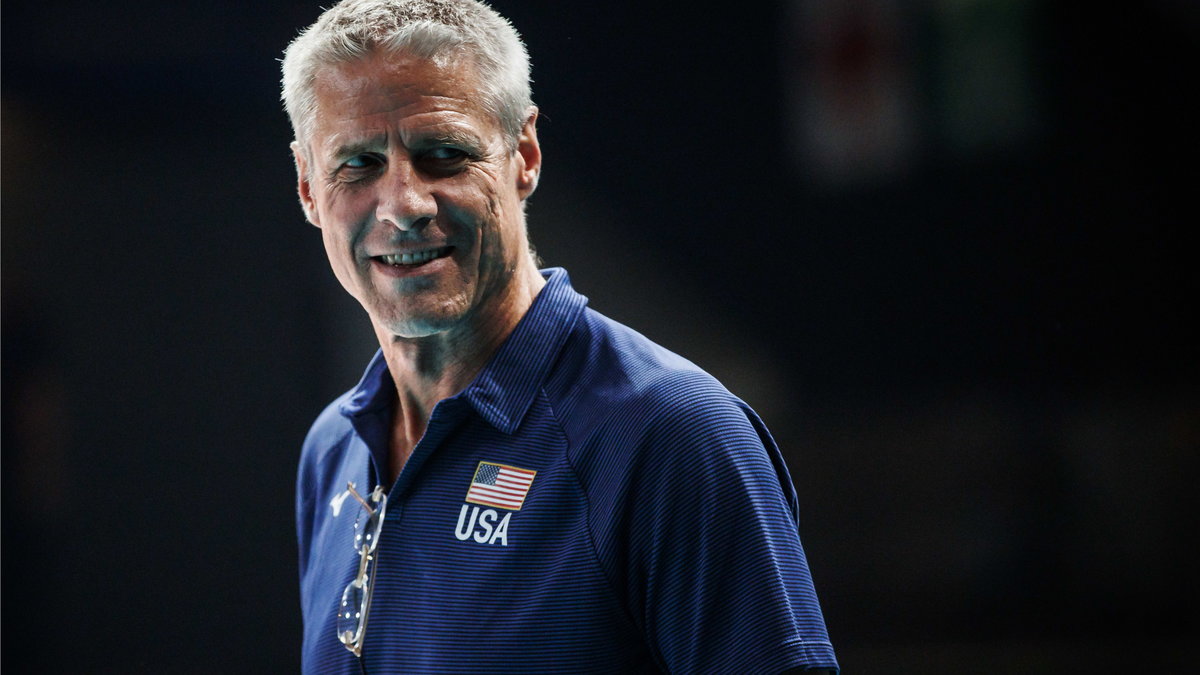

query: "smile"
xmin=376 ymin=247 xmax=453 ymax=266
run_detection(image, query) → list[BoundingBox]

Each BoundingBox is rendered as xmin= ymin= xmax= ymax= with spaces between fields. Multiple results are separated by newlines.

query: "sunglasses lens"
xmin=338 ymin=485 xmax=386 ymax=655
xmin=357 ymin=510 xmax=383 ymax=553
xmin=337 ymin=578 xmax=367 ymax=647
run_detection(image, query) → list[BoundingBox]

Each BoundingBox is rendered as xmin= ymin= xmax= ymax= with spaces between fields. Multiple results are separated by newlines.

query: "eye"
xmin=418 ymin=146 xmax=472 ymax=176
xmin=335 ymin=154 xmax=383 ymax=182
xmin=426 ymin=147 xmax=468 ymax=161
xmin=343 ymin=154 xmax=380 ymax=169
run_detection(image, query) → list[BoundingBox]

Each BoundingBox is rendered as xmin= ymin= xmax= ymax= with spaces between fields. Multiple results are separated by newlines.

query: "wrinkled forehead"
xmin=306 ymin=49 xmax=497 ymax=146
xmin=316 ymin=48 xmax=479 ymax=103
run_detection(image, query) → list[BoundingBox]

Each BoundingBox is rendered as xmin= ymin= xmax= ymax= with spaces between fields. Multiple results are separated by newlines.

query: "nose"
xmin=375 ymin=160 xmax=436 ymax=231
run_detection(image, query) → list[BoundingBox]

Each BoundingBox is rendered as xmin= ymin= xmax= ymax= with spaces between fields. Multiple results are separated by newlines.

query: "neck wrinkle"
xmin=373 ymin=261 xmax=546 ymax=475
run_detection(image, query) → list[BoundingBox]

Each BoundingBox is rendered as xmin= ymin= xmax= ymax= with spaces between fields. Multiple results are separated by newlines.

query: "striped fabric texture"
xmin=296 ymin=268 xmax=839 ymax=674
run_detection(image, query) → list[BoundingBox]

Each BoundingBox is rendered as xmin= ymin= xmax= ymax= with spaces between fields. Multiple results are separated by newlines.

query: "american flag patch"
xmin=465 ymin=461 xmax=537 ymax=511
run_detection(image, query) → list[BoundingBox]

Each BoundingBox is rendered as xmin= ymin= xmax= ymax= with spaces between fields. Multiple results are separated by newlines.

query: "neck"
xmin=374 ymin=263 xmax=545 ymax=483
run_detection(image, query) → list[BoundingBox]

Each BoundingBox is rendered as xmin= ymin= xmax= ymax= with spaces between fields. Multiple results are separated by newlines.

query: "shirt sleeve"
xmin=295 ymin=399 xmax=352 ymax=584
xmin=590 ymin=370 xmax=839 ymax=675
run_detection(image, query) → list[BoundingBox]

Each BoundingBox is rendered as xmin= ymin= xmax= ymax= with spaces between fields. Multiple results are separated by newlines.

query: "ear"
xmin=514 ymin=110 xmax=542 ymax=200
xmin=291 ymin=140 xmax=321 ymax=227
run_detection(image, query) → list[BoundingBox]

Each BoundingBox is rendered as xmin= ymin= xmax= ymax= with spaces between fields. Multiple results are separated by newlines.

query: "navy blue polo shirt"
xmin=296 ymin=268 xmax=839 ymax=674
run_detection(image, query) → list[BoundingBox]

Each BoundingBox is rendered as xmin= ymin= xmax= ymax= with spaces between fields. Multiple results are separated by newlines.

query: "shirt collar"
xmin=339 ymin=267 xmax=587 ymax=434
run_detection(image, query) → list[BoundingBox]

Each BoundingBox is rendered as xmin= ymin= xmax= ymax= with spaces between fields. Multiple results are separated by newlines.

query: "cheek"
xmin=318 ymin=191 xmax=371 ymax=249
xmin=478 ymin=193 xmax=523 ymax=280
xmin=320 ymin=229 xmax=352 ymax=279
xmin=439 ymin=180 xmax=504 ymax=237
xmin=320 ymin=188 xmax=365 ymax=225
xmin=317 ymin=217 xmax=366 ymax=287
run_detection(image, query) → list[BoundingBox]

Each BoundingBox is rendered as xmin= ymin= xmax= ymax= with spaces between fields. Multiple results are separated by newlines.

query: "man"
xmin=283 ymin=1 xmax=839 ymax=672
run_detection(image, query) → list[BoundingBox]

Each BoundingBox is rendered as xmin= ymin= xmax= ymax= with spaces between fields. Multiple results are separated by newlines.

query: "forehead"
xmin=308 ymin=51 xmax=498 ymax=151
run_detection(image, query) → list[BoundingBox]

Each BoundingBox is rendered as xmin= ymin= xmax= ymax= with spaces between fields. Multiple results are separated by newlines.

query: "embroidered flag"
xmin=465 ymin=461 xmax=537 ymax=511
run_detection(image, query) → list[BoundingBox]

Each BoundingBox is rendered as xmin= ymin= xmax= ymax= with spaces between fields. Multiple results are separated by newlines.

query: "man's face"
xmin=294 ymin=51 xmax=540 ymax=340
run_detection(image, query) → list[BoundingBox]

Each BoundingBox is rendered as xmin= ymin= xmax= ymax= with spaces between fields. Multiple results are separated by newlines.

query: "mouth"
xmin=373 ymin=246 xmax=454 ymax=268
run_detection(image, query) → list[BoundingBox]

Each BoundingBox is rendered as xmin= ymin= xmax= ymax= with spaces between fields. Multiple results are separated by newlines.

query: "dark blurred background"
xmin=2 ymin=0 xmax=1196 ymax=672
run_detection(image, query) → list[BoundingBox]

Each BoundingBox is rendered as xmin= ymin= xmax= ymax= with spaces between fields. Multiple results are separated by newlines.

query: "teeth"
xmin=381 ymin=249 xmax=443 ymax=266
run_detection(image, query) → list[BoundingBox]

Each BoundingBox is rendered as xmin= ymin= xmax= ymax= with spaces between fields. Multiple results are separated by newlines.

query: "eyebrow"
xmin=418 ymin=129 xmax=484 ymax=149
xmin=324 ymin=127 xmax=486 ymax=162
xmin=325 ymin=133 xmax=389 ymax=163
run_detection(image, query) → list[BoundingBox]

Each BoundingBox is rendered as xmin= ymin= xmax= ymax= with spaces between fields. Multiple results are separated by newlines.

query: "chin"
xmin=373 ymin=304 xmax=468 ymax=340
xmin=381 ymin=321 xmax=448 ymax=340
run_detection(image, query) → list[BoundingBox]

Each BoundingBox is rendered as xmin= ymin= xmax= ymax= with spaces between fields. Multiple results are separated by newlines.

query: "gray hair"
xmin=281 ymin=0 xmax=533 ymax=153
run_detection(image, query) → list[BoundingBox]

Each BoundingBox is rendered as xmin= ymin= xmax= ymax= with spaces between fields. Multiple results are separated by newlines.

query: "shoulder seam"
xmin=307 ymin=423 xmax=357 ymax=467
